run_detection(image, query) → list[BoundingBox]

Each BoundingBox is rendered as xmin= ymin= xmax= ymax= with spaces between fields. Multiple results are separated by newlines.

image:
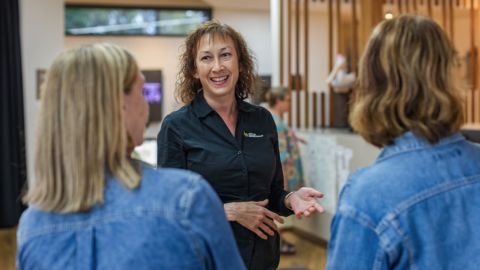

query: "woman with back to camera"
xmin=326 ymin=15 xmax=480 ymax=269
xmin=157 ymin=20 xmax=324 ymax=269
xmin=17 ymin=43 xmax=245 ymax=270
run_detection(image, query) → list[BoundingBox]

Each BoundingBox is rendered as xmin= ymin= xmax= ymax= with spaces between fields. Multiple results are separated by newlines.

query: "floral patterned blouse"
xmin=271 ymin=113 xmax=304 ymax=191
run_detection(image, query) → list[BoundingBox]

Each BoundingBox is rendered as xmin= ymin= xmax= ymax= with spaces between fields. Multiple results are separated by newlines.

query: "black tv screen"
xmin=142 ymin=70 xmax=163 ymax=123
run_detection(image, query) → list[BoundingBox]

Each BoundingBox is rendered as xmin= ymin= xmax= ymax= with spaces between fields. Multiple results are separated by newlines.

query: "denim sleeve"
xmin=326 ymin=207 xmax=387 ymax=270
xmin=157 ymin=115 xmax=186 ymax=169
xmin=186 ymin=177 xmax=246 ymax=270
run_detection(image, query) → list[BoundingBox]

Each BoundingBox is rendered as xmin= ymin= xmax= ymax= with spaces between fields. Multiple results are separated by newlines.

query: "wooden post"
xmin=280 ymin=0 xmax=284 ymax=86
xmin=287 ymin=0 xmax=292 ymax=125
xmin=304 ymin=0 xmax=310 ymax=128
xmin=470 ymin=0 xmax=476 ymax=90
xmin=428 ymin=0 xmax=433 ymax=16
xmin=470 ymin=0 xmax=477 ymax=122
xmin=359 ymin=0 xmax=384 ymax=54
xmin=321 ymin=92 xmax=326 ymax=127
xmin=442 ymin=0 xmax=447 ymax=29
xmin=328 ymin=0 xmax=334 ymax=126
xmin=352 ymin=0 xmax=358 ymax=72
xmin=295 ymin=0 xmax=301 ymax=128
xmin=313 ymin=92 xmax=318 ymax=127
xmin=449 ymin=0 xmax=454 ymax=40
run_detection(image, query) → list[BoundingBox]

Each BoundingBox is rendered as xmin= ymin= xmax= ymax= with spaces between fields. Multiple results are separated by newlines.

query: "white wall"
xmin=64 ymin=36 xmax=187 ymax=123
xmin=21 ymin=0 xmax=64 ymax=184
xmin=214 ymin=9 xmax=272 ymax=75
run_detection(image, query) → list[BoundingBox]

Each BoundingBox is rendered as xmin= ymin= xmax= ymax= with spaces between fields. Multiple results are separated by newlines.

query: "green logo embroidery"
xmin=243 ymin=131 xmax=264 ymax=138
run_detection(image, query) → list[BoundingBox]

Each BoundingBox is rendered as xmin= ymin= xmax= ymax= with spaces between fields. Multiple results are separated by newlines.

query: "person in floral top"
xmin=266 ymin=86 xmax=306 ymax=253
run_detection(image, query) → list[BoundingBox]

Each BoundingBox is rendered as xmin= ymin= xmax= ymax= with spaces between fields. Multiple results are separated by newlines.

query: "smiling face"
xmin=193 ymin=33 xmax=239 ymax=101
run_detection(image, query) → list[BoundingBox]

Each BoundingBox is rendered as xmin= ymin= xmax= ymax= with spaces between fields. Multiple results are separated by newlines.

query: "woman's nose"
xmin=212 ymin=58 xmax=224 ymax=71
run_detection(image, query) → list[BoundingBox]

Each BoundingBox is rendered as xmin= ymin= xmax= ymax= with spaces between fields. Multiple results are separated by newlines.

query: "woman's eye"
xmin=222 ymin=53 xmax=231 ymax=58
xmin=201 ymin=55 xmax=211 ymax=61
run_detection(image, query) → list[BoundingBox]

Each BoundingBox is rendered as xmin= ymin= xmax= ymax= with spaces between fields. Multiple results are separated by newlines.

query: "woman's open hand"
xmin=287 ymin=187 xmax=324 ymax=218
xmin=224 ymin=199 xmax=284 ymax=240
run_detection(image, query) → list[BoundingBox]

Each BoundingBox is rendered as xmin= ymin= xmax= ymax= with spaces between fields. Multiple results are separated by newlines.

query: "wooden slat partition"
xmin=276 ymin=0 xmax=478 ymax=129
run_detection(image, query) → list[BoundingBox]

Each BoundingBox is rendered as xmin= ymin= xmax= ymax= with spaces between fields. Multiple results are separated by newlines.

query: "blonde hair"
xmin=265 ymin=86 xmax=289 ymax=107
xmin=176 ymin=19 xmax=257 ymax=104
xmin=24 ymin=43 xmax=141 ymax=212
xmin=350 ymin=15 xmax=464 ymax=147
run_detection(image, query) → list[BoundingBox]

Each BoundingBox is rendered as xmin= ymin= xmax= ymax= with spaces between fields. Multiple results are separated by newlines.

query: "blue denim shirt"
xmin=327 ymin=132 xmax=480 ymax=270
xmin=17 ymin=164 xmax=246 ymax=270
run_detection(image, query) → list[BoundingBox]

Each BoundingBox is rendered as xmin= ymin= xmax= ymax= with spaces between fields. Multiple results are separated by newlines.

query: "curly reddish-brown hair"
xmin=176 ymin=19 xmax=257 ymax=104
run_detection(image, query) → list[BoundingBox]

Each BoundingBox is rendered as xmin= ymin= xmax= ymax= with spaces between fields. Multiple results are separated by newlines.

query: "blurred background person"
xmin=327 ymin=15 xmax=480 ymax=269
xmin=265 ymin=86 xmax=307 ymax=255
xmin=157 ymin=20 xmax=324 ymax=270
xmin=326 ymin=53 xmax=356 ymax=94
xmin=17 ymin=43 xmax=244 ymax=270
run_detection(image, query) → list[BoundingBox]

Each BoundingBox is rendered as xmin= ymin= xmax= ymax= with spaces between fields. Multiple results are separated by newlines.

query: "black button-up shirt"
xmin=157 ymin=93 xmax=293 ymax=269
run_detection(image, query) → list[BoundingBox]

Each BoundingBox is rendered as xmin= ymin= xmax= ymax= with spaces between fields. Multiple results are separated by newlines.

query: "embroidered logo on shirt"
xmin=243 ymin=131 xmax=264 ymax=138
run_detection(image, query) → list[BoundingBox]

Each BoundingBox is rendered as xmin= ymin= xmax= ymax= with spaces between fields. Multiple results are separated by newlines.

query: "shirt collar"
xmin=191 ymin=91 xmax=214 ymax=118
xmin=191 ymin=90 xmax=255 ymax=118
xmin=378 ymin=131 xmax=464 ymax=160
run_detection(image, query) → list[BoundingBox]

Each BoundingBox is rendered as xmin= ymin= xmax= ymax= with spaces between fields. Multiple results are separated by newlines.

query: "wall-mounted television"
xmin=142 ymin=70 xmax=163 ymax=123
xmin=65 ymin=5 xmax=212 ymax=36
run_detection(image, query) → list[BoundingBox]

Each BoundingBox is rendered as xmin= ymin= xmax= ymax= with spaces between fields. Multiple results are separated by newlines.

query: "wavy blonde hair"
xmin=350 ymin=15 xmax=464 ymax=147
xmin=176 ymin=19 xmax=257 ymax=104
xmin=24 ymin=43 xmax=141 ymax=212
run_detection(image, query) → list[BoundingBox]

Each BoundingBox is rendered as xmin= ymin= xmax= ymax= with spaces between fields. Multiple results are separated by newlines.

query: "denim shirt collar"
xmin=191 ymin=90 xmax=254 ymax=118
xmin=378 ymin=131 xmax=464 ymax=161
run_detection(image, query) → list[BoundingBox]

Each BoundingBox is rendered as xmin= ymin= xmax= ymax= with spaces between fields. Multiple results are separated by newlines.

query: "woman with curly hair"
xmin=157 ymin=20 xmax=324 ymax=269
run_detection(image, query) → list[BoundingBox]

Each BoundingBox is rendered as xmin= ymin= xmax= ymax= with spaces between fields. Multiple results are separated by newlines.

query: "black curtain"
xmin=0 ymin=0 xmax=27 ymax=228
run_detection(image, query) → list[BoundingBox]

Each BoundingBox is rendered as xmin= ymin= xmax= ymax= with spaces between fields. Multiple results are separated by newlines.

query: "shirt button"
xmin=237 ymin=150 xmax=242 ymax=155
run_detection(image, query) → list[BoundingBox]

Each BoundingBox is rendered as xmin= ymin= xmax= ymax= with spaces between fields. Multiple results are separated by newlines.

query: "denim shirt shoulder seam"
xmin=376 ymin=135 xmax=463 ymax=163
xmin=385 ymin=174 xmax=480 ymax=220
xmin=338 ymin=203 xmax=377 ymax=231
xmin=19 ymin=207 xmax=181 ymax=245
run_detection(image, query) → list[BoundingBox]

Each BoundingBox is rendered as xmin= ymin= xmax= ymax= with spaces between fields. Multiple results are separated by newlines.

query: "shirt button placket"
xmin=236 ymin=150 xmax=247 ymax=176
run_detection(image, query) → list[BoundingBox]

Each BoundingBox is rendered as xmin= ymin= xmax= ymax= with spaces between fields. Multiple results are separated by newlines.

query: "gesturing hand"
xmin=287 ymin=187 xmax=324 ymax=219
xmin=224 ymin=199 xmax=284 ymax=240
